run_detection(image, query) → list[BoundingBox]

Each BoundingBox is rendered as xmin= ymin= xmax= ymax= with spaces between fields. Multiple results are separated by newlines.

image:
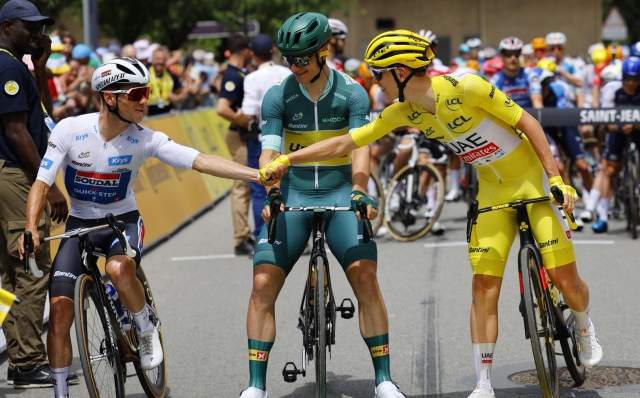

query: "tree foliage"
xmin=602 ymin=0 xmax=640 ymax=43
xmin=34 ymin=0 xmax=352 ymax=52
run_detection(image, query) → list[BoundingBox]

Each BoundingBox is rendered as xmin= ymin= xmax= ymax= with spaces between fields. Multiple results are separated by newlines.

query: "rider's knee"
xmin=575 ymin=159 xmax=589 ymax=172
xmin=471 ymin=274 xmax=501 ymax=297
xmin=49 ymin=299 xmax=73 ymax=335
xmin=602 ymin=160 xmax=620 ymax=177
xmin=351 ymin=262 xmax=379 ymax=292
xmin=251 ymin=272 xmax=278 ymax=303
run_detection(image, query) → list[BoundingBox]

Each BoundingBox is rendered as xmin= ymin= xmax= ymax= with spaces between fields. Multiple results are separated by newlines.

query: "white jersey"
xmin=600 ymin=80 xmax=623 ymax=108
xmin=37 ymin=113 xmax=200 ymax=219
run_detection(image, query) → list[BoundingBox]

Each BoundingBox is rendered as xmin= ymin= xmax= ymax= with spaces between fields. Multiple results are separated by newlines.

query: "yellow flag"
xmin=0 ymin=288 xmax=17 ymax=326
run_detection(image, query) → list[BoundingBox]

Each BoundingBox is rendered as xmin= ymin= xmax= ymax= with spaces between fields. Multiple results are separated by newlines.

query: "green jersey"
xmin=261 ymin=68 xmax=371 ymax=190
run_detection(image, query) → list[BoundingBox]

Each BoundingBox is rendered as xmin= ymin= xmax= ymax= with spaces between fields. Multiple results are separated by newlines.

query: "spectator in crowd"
xmin=146 ymin=47 xmax=184 ymax=116
xmin=0 ymin=0 xmax=72 ymax=388
xmin=121 ymin=43 xmax=136 ymax=59
xmin=58 ymin=30 xmax=75 ymax=60
xmin=107 ymin=39 xmax=121 ymax=56
xmin=216 ymin=33 xmax=255 ymax=256
xmin=327 ymin=18 xmax=348 ymax=71
xmin=71 ymin=43 xmax=91 ymax=66
xmin=238 ymin=33 xmax=292 ymax=241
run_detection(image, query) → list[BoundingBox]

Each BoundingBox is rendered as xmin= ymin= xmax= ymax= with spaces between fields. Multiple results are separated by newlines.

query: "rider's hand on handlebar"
xmin=18 ymin=229 xmax=40 ymax=261
xmin=259 ymin=155 xmax=291 ymax=184
xmin=548 ymin=176 xmax=577 ymax=214
xmin=262 ymin=187 xmax=285 ymax=222
xmin=350 ymin=190 xmax=378 ymax=221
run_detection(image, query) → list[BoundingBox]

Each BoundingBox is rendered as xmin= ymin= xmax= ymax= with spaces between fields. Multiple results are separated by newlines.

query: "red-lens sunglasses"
xmin=105 ymin=86 xmax=150 ymax=101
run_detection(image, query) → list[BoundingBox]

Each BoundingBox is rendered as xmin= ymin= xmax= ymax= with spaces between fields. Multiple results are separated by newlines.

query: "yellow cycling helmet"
xmin=358 ymin=61 xmax=372 ymax=79
xmin=466 ymin=59 xmax=481 ymax=72
xmin=537 ymin=59 xmax=557 ymax=72
xmin=364 ymin=30 xmax=434 ymax=69
xmin=531 ymin=37 xmax=547 ymax=50
xmin=591 ymin=48 xmax=608 ymax=64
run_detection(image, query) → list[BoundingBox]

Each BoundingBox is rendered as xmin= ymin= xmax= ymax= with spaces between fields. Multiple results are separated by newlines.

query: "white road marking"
xmin=424 ymin=240 xmax=615 ymax=248
xmin=171 ymin=254 xmax=236 ymax=261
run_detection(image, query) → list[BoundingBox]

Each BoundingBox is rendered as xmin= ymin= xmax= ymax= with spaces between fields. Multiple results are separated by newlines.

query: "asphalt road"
xmin=1 ymin=196 xmax=638 ymax=398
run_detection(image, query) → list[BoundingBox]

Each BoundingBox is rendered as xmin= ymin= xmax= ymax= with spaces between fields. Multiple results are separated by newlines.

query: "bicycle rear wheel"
xmin=519 ymin=249 xmax=559 ymax=398
xmin=75 ymin=274 xmax=126 ymax=398
xmin=384 ymin=163 xmax=444 ymax=242
xmin=367 ymin=171 xmax=385 ymax=235
xmin=133 ymin=266 xmax=168 ymax=398
xmin=556 ymin=306 xmax=586 ymax=385
xmin=626 ymin=152 xmax=639 ymax=239
xmin=314 ymin=259 xmax=327 ymax=398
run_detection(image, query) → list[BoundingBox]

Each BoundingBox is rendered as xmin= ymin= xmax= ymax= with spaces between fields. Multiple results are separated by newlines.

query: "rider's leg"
xmin=446 ymin=155 xmax=461 ymax=200
xmin=246 ymin=264 xmax=286 ymax=391
xmin=370 ymin=144 xmax=381 ymax=174
xmin=105 ymin=255 xmax=147 ymax=326
xmin=574 ymin=158 xmax=594 ymax=192
xmin=594 ymin=159 xmax=621 ymax=226
xmin=48 ymin=296 xmax=74 ymax=398
xmin=346 ymin=259 xmax=391 ymax=386
xmin=393 ymin=138 xmax=413 ymax=172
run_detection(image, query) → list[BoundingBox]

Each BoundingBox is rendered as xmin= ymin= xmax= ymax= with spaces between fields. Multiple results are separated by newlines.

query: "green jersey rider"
xmin=261 ymin=30 xmax=602 ymax=398
xmin=239 ymin=13 xmax=405 ymax=398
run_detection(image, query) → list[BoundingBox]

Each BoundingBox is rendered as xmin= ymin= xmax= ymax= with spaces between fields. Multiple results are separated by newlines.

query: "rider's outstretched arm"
xmin=192 ymin=153 xmax=264 ymax=185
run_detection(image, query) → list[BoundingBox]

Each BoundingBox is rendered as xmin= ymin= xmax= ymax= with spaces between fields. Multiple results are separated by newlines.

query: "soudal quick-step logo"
xmin=108 ymin=155 xmax=132 ymax=166
xmin=75 ymin=171 xmax=120 ymax=187
xmin=370 ymin=344 xmax=389 ymax=357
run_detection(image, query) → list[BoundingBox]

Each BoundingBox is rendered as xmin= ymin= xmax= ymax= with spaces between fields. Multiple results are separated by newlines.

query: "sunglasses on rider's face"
xmin=105 ymin=86 xmax=150 ymax=101
xmin=370 ymin=67 xmax=396 ymax=81
xmin=623 ymin=74 xmax=640 ymax=82
xmin=285 ymin=54 xmax=314 ymax=68
xmin=549 ymin=45 xmax=564 ymax=52
xmin=501 ymin=50 xmax=521 ymax=59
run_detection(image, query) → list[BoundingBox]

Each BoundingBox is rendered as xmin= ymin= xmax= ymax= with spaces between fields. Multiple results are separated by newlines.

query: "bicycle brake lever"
xmin=105 ymin=213 xmax=137 ymax=258
xmin=23 ymin=232 xmax=44 ymax=278
xmin=550 ymin=186 xmax=578 ymax=229
xmin=268 ymin=199 xmax=282 ymax=244
xmin=466 ymin=200 xmax=479 ymax=243
xmin=356 ymin=201 xmax=372 ymax=244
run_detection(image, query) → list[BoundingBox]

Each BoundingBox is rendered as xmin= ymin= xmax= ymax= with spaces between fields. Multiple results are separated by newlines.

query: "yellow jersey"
xmin=351 ymin=72 xmax=540 ymax=183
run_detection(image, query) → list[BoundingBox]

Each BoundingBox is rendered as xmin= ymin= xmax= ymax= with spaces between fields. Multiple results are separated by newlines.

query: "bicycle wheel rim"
xmin=383 ymin=163 xmax=444 ymax=242
xmin=520 ymin=250 xmax=559 ymax=398
xmin=627 ymin=157 xmax=638 ymax=239
xmin=314 ymin=259 xmax=327 ymax=398
xmin=74 ymin=274 xmax=125 ymax=398
xmin=558 ymin=312 xmax=586 ymax=385
xmin=133 ymin=267 xmax=168 ymax=397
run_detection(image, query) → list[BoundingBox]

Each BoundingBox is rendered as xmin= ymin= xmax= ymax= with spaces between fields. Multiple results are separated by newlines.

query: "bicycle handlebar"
xmin=22 ymin=213 xmax=137 ymax=276
xmin=267 ymin=201 xmax=373 ymax=244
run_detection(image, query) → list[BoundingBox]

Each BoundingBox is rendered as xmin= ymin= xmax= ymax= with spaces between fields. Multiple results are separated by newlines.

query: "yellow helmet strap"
xmin=391 ymin=67 xmax=417 ymax=103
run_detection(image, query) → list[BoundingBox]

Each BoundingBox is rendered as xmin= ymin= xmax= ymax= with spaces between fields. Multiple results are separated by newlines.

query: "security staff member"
xmin=0 ymin=0 xmax=69 ymax=388
xmin=238 ymin=34 xmax=292 ymax=240
xmin=216 ymin=33 xmax=255 ymax=256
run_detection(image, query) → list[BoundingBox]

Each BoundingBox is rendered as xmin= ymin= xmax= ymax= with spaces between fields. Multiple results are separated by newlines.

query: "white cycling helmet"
xmin=545 ymin=32 xmax=567 ymax=46
xmin=499 ymin=36 xmax=523 ymax=51
xmin=466 ymin=37 xmax=482 ymax=49
xmin=601 ymin=63 xmax=622 ymax=83
xmin=522 ymin=44 xmax=534 ymax=55
xmin=92 ymin=57 xmax=150 ymax=92
xmin=418 ymin=29 xmax=438 ymax=45
xmin=328 ymin=18 xmax=348 ymax=39
xmin=588 ymin=42 xmax=605 ymax=56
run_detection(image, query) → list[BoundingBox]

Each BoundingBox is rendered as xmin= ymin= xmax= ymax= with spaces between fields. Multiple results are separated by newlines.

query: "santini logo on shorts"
xmin=54 ymin=271 xmax=78 ymax=279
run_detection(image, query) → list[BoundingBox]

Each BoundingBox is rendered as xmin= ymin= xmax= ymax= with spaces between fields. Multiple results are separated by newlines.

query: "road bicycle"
xmin=466 ymin=187 xmax=585 ymax=398
xmin=269 ymin=201 xmax=372 ymax=398
xmin=24 ymin=213 xmax=167 ymax=398
xmin=611 ymin=134 xmax=639 ymax=239
xmin=384 ymin=133 xmax=445 ymax=241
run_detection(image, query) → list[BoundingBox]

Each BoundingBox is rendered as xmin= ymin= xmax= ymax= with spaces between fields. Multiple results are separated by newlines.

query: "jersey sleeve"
xmin=36 ymin=119 xmax=71 ymax=186
xmin=463 ymin=74 xmax=523 ymax=126
xmin=348 ymin=85 xmax=371 ymax=131
xmin=241 ymin=73 xmax=260 ymax=116
xmin=147 ymin=131 xmax=200 ymax=169
xmin=351 ymin=103 xmax=404 ymax=147
xmin=0 ymin=65 xmax=30 ymax=115
xmin=260 ymin=87 xmax=285 ymax=152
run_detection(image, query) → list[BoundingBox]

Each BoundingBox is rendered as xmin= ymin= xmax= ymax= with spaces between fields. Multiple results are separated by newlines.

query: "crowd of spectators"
xmin=23 ymin=31 xmax=224 ymax=123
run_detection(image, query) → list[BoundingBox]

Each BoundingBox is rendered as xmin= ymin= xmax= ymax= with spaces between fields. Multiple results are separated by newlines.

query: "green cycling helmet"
xmin=277 ymin=12 xmax=332 ymax=56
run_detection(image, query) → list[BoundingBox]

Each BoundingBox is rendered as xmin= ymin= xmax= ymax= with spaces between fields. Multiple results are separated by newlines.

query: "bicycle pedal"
xmin=282 ymin=362 xmax=300 ymax=383
xmin=336 ymin=298 xmax=355 ymax=319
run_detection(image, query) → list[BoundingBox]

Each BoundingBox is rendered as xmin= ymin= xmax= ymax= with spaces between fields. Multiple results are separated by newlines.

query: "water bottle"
xmin=104 ymin=283 xmax=131 ymax=331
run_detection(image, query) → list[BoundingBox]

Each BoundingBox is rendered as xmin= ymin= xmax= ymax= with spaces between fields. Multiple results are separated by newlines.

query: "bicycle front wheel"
xmin=75 ymin=274 xmax=126 ymax=398
xmin=133 ymin=266 xmax=168 ymax=398
xmin=556 ymin=307 xmax=586 ymax=385
xmin=520 ymin=249 xmax=559 ymax=398
xmin=626 ymin=152 xmax=639 ymax=239
xmin=367 ymin=171 xmax=385 ymax=235
xmin=314 ymin=259 xmax=327 ymax=398
xmin=384 ymin=163 xmax=444 ymax=242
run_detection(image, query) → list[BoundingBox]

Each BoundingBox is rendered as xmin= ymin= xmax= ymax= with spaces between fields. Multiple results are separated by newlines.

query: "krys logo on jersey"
xmin=65 ymin=165 xmax=132 ymax=204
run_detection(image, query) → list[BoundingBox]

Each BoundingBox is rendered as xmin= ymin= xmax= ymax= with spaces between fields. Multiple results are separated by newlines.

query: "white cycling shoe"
xmin=574 ymin=216 xmax=584 ymax=231
xmin=467 ymin=387 xmax=495 ymax=398
xmin=577 ymin=321 xmax=603 ymax=368
xmin=444 ymin=189 xmax=462 ymax=202
xmin=239 ymin=387 xmax=267 ymax=398
xmin=579 ymin=210 xmax=593 ymax=223
xmin=138 ymin=325 xmax=163 ymax=370
xmin=374 ymin=381 xmax=406 ymax=398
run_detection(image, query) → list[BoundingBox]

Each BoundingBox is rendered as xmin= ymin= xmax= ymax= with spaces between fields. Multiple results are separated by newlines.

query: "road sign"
xmin=602 ymin=6 xmax=627 ymax=41
xmin=188 ymin=20 xmax=260 ymax=39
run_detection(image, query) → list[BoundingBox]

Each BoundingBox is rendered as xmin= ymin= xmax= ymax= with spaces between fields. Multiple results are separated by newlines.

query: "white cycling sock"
xmin=581 ymin=187 xmax=590 ymax=204
xmin=572 ymin=308 xmax=592 ymax=334
xmin=426 ymin=185 xmax=436 ymax=208
xmin=132 ymin=305 xmax=152 ymax=332
xmin=597 ymin=198 xmax=610 ymax=222
xmin=450 ymin=170 xmax=460 ymax=191
xmin=473 ymin=343 xmax=495 ymax=391
xmin=51 ymin=366 xmax=69 ymax=398
xmin=585 ymin=189 xmax=601 ymax=212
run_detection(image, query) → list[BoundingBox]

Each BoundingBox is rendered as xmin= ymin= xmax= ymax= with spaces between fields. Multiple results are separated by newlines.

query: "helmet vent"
xmin=116 ymin=64 xmax=134 ymax=75
xmin=286 ymin=32 xmax=291 ymax=46
xmin=306 ymin=20 xmax=318 ymax=34
xmin=132 ymin=62 xmax=145 ymax=76
xmin=293 ymin=31 xmax=302 ymax=46
xmin=308 ymin=39 xmax=317 ymax=48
